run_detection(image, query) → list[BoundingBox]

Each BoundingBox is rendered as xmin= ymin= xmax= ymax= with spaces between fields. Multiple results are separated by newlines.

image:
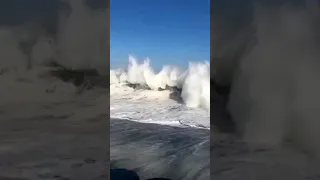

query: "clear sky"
xmin=110 ymin=0 xmax=210 ymax=70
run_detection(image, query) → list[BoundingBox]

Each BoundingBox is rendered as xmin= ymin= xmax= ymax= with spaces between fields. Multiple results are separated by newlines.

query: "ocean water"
xmin=110 ymin=119 xmax=209 ymax=180
xmin=110 ymin=56 xmax=210 ymax=179
xmin=110 ymin=56 xmax=210 ymax=128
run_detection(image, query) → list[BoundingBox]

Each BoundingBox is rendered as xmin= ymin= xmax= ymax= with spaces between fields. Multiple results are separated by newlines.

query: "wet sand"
xmin=110 ymin=119 xmax=210 ymax=180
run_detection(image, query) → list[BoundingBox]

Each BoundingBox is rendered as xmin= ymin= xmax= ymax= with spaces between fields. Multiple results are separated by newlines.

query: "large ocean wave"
xmin=110 ymin=56 xmax=210 ymax=111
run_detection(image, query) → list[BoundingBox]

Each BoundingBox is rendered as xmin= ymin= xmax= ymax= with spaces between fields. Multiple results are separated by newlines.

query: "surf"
xmin=110 ymin=55 xmax=210 ymax=111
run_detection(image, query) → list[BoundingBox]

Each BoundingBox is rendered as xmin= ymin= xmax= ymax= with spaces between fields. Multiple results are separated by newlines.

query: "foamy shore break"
xmin=110 ymin=56 xmax=210 ymax=111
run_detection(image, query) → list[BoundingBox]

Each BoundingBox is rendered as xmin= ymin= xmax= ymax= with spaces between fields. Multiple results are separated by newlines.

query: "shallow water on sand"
xmin=110 ymin=119 xmax=210 ymax=180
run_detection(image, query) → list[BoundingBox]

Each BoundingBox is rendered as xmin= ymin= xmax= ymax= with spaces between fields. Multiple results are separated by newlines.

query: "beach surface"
xmin=110 ymin=118 xmax=210 ymax=180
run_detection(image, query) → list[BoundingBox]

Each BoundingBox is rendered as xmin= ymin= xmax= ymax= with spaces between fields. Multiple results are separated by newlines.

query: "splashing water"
xmin=110 ymin=56 xmax=210 ymax=111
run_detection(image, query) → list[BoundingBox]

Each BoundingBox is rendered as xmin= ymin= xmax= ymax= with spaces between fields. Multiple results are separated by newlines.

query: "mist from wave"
xmin=110 ymin=56 xmax=210 ymax=111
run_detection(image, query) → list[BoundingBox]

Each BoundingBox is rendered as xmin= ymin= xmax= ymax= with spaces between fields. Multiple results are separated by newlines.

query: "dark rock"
xmin=126 ymin=83 xmax=151 ymax=90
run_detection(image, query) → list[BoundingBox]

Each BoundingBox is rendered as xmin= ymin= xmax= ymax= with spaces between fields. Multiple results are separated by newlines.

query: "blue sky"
xmin=110 ymin=0 xmax=210 ymax=70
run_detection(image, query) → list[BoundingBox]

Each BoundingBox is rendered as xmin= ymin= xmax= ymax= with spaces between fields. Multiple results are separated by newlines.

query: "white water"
xmin=110 ymin=56 xmax=210 ymax=129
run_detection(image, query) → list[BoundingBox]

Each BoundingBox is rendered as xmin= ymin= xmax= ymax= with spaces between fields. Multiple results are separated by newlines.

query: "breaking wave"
xmin=110 ymin=56 xmax=210 ymax=111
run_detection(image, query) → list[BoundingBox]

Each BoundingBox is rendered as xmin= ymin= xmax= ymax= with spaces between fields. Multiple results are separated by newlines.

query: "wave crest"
xmin=110 ymin=56 xmax=210 ymax=111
